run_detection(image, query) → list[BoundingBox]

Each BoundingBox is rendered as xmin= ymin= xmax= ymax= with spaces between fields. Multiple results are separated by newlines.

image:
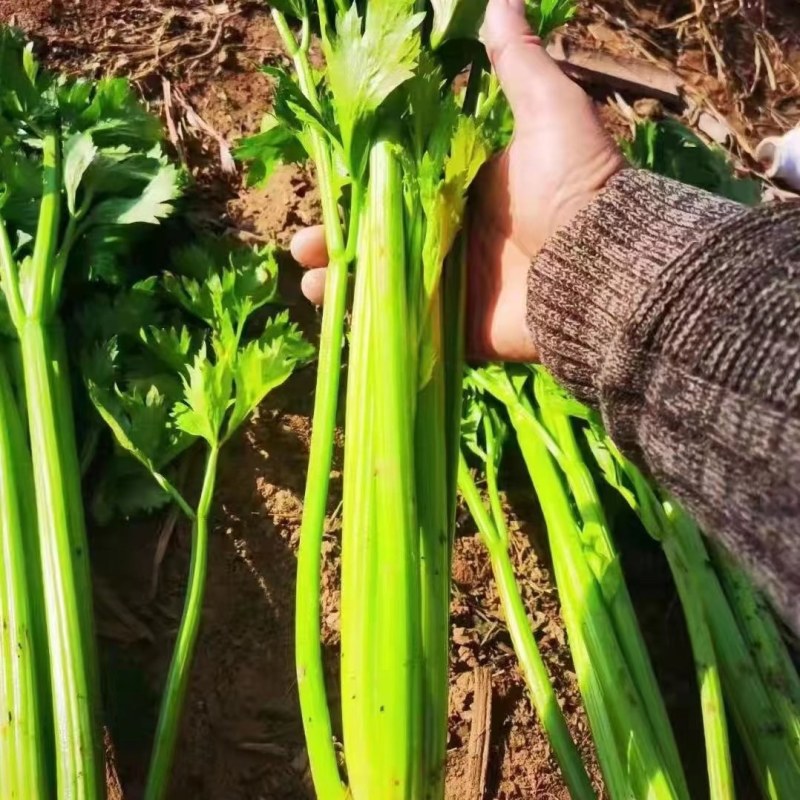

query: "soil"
xmin=2 ymin=1 xmax=797 ymax=799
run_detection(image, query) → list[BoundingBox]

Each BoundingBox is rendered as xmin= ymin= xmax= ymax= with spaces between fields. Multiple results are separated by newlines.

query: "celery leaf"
xmin=225 ymin=311 xmax=314 ymax=438
xmin=326 ymin=0 xmax=424 ymax=175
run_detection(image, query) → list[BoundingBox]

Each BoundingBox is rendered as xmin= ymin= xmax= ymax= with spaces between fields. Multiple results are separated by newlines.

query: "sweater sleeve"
xmin=527 ymin=168 xmax=800 ymax=632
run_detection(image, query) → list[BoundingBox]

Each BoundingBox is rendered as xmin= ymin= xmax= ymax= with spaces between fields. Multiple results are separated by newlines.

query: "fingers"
xmin=301 ymin=267 xmax=327 ymax=306
xmin=480 ymin=0 xmax=579 ymax=127
xmin=290 ymin=226 xmax=328 ymax=305
xmin=290 ymin=225 xmax=329 ymax=268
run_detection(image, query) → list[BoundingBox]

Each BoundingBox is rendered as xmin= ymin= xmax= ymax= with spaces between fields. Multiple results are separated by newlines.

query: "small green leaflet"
xmin=91 ymin=457 xmax=172 ymax=525
xmin=89 ymin=164 xmax=181 ymax=225
xmin=526 ymin=0 xmax=577 ymax=38
xmin=141 ymin=325 xmax=200 ymax=373
xmin=85 ymin=341 xmax=192 ymax=477
xmin=236 ymin=65 xmax=341 ymax=188
xmin=326 ymin=0 xmax=425 ymax=176
xmin=226 ymin=312 xmax=314 ymax=439
xmin=429 ymin=0 xmax=575 ymax=47
xmin=73 ymin=77 xmax=163 ymax=149
xmin=418 ymin=115 xmax=491 ymax=383
xmin=172 ymin=343 xmax=234 ymax=446
xmin=235 ymin=116 xmax=307 ymax=188
xmin=63 ymin=132 xmax=98 ymax=216
xmin=163 ymin=244 xmax=280 ymax=331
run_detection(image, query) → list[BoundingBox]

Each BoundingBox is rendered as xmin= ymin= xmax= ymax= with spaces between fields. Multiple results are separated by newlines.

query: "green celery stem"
xmin=512 ymin=407 xmax=677 ymax=800
xmin=19 ymin=321 xmax=103 ymax=800
xmin=416 ymin=355 xmax=450 ymax=797
xmin=458 ymin=456 xmax=595 ymax=800
xmin=0 ymin=355 xmax=48 ymax=800
xmin=341 ymin=205 xmax=377 ymax=795
xmin=144 ymin=445 xmax=219 ymax=800
xmin=672 ymin=513 xmax=800 ymax=799
xmin=660 ymin=533 xmax=734 ymax=800
xmin=546 ymin=411 xmax=689 ymax=799
xmin=363 ymin=135 xmax=421 ymax=799
xmin=712 ymin=544 xmax=800 ymax=758
xmin=272 ymin=13 xmax=350 ymax=796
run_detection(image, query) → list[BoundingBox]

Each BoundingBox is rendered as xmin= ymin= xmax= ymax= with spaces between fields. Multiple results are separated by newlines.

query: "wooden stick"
xmin=466 ymin=667 xmax=493 ymax=800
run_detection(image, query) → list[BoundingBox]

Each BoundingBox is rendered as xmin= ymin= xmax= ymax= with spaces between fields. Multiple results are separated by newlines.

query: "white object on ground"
xmin=756 ymin=128 xmax=800 ymax=191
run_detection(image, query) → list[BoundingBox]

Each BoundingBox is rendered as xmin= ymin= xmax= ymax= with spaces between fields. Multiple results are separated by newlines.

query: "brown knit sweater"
xmin=528 ymin=168 xmax=800 ymax=632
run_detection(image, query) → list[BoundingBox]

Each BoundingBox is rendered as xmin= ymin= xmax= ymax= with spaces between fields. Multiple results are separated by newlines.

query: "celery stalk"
xmin=18 ymin=319 xmax=103 ymax=799
xmin=268 ymin=13 xmax=354 ymax=797
xmin=510 ymin=398 xmax=679 ymax=800
xmin=712 ymin=543 xmax=800 ymax=761
xmin=144 ymin=445 xmax=219 ymax=800
xmin=416 ymin=296 xmax=451 ymax=796
xmin=535 ymin=389 xmax=690 ymax=799
xmin=0 ymin=355 xmax=48 ymax=800
xmin=458 ymin=453 xmax=596 ymax=800
xmin=360 ymin=135 xmax=421 ymax=798
xmin=672 ymin=511 xmax=800 ymax=800
xmin=340 ymin=205 xmax=378 ymax=796
xmin=12 ymin=130 xmax=104 ymax=799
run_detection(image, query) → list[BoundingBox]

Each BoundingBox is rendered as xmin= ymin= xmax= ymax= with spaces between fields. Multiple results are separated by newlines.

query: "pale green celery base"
xmin=672 ymin=513 xmax=800 ymax=799
xmin=144 ymin=445 xmax=219 ymax=800
xmin=19 ymin=322 xmax=103 ymax=800
xmin=542 ymin=410 xmax=690 ymax=800
xmin=0 ymin=355 xmax=48 ymax=799
xmin=341 ymin=137 xmax=421 ymax=800
xmin=458 ymin=455 xmax=596 ymax=800
xmin=512 ymin=407 xmax=679 ymax=800
xmin=712 ymin=543 xmax=800 ymax=761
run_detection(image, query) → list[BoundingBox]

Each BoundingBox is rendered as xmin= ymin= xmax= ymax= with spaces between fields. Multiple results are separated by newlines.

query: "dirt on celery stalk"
xmin=4 ymin=0 xmax=797 ymax=798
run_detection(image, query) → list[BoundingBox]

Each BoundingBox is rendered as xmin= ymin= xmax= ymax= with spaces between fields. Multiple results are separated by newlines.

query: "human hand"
xmin=293 ymin=0 xmax=624 ymax=362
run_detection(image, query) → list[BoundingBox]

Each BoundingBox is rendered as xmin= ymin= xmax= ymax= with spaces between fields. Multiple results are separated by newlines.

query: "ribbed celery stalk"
xmin=476 ymin=366 xmax=679 ymax=800
xmin=356 ymin=134 xmax=421 ymax=799
xmin=144 ymin=446 xmax=219 ymax=800
xmin=1 ymin=129 xmax=104 ymax=800
xmin=535 ymin=383 xmax=689 ymax=799
xmin=660 ymin=503 xmax=734 ymax=800
xmin=267 ymin=11 xmax=355 ymax=799
xmin=458 ymin=452 xmax=596 ymax=800
xmin=712 ymin=543 xmax=800 ymax=760
xmin=416 ymin=295 xmax=451 ymax=796
xmin=340 ymin=204 xmax=378 ymax=796
xmin=671 ymin=510 xmax=800 ymax=799
xmin=0 ymin=355 xmax=48 ymax=800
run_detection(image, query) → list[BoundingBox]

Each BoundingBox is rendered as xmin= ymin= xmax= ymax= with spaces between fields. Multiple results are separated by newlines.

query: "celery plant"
xmin=458 ymin=387 xmax=595 ymax=799
xmin=238 ymin=2 xmax=577 ymax=797
xmin=470 ymin=364 xmax=685 ymax=800
xmin=585 ymin=418 xmax=800 ymax=799
xmin=0 ymin=28 xmax=181 ymax=798
xmin=0 ymin=351 xmax=48 ymax=800
xmin=83 ymin=242 xmax=313 ymax=800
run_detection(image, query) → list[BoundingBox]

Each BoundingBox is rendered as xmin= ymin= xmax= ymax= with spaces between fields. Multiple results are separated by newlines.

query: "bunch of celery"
xmin=237 ymin=2 xmax=572 ymax=797
xmin=0 ymin=27 xmax=181 ymax=798
xmin=83 ymin=240 xmax=314 ymax=800
xmin=458 ymin=384 xmax=595 ymax=799
xmin=585 ymin=421 xmax=800 ymax=800
xmin=468 ymin=361 xmax=800 ymax=799
xmin=468 ymin=365 xmax=690 ymax=799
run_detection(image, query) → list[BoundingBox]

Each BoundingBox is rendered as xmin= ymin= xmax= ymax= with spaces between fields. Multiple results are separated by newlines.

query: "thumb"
xmin=480 ymin=0 xmax=574 ymax=125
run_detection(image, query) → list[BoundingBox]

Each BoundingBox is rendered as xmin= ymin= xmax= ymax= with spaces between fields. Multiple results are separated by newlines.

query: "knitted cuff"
xmin=526 ymin=168 xmax=743 ymax=406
